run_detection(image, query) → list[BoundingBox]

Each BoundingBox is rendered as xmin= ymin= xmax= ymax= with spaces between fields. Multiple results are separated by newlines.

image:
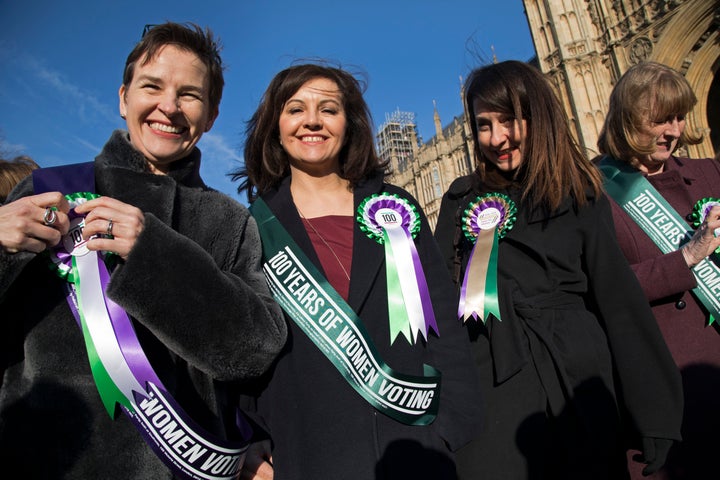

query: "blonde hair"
xmin=597 ymin=61 xmax=702 ymax=168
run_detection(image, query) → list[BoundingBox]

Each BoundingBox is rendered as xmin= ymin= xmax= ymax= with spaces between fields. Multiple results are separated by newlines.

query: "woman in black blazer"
xmin=233 ymin=62 xmax=484 ymax=480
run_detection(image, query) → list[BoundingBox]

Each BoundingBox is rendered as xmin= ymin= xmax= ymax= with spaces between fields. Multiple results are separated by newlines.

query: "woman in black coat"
xmin=0 ymin=23 xmax=286 ymax=479
xmin=434 ymin=60 xmax=683 ymax=480
xmin=233 ymin=63 xmax=483 ymax=480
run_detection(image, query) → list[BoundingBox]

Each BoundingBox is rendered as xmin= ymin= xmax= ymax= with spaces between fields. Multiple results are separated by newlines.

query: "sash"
xmin=250 ymin=198 xmax=440 ymax=425
xmin=33 ymin=163 xmax=248 ymax=480
xmin=599 ymin=156 xmax=720 ymax=325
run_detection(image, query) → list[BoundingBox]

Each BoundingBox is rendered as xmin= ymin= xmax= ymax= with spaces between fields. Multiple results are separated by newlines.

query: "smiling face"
xmin=118 ymin=44 xmax=217 ymax=174
xmin=472 ymin=102 xmax=526 ymax=172
xmin=637 ymin=113 xmax=686 ymax=174
xmin=278 ymin=77 xmax=347 ymax=175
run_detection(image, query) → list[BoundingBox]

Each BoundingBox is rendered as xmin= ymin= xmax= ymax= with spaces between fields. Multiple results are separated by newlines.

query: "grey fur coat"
xmin=0 ymin=130 xmax=287 ymax=479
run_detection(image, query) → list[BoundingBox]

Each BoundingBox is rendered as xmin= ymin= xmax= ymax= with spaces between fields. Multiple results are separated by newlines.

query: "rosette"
xmin=691 ymin=197 xmax=720 ymax=249
xmin=45 ymin=192 xmax=117 ymax=282
xmin=357 ymin=193 xmax=438 ymax=345
xmin=459 ymin=192 xmax=517 ymax=323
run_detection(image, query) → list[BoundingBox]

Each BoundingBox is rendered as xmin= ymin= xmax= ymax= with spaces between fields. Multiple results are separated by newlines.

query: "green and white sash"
xmin=250 ymin=198 xmax=440 ymax=425
xmin=599 ymin=156 xmax=720 ymax=324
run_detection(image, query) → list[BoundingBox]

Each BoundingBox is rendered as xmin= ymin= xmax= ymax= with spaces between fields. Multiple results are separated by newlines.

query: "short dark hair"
xmin=232 ymin=62 xmax=387 ymax=203
xmin=122 ymin=22 xmax=225 ymax=114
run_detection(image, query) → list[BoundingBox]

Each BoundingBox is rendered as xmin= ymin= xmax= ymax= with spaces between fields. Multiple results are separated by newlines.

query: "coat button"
xmin=675 ymin=300 xmax=687 ymax=309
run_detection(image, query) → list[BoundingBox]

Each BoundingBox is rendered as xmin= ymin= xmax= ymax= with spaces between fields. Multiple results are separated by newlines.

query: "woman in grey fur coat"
xmin=0 ymin=22 xmax=286 ymax=479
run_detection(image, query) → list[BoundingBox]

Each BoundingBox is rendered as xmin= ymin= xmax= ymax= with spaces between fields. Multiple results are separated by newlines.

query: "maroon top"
xmin=301 ymin=215 xmax=354 ymax=300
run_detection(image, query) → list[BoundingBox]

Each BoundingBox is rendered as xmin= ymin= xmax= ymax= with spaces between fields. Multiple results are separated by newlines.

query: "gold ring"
xmin=43 ymin=207 xmax=58 ymax=226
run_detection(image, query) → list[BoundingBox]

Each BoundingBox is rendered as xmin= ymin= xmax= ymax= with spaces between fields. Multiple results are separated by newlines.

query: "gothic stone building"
xmin=386 ymin=0 xmax=719 ymax=230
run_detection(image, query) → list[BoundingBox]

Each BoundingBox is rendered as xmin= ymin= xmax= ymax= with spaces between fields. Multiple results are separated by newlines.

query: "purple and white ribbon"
xmin=358 ymin=193 xmax=438 ymax=344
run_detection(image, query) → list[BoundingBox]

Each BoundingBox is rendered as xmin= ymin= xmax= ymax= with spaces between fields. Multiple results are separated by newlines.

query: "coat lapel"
xmin=348 ymin=175 xmax=385 ymax=311
xmin=262 ymin=177 xmax=324 ymax=274
xmin=262 ymin=174 xmax=386 ymax=314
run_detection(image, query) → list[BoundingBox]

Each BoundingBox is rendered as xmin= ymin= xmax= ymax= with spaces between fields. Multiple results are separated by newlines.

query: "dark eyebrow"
xmin=135 ymin=73 xmax=204 ymax=91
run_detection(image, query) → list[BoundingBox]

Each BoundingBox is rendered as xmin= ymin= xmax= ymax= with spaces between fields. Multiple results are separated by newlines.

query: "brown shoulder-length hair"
xmin=232 ymin=62 xmax=387 ymax=203
xmin=122 ymin=22 xmax=225 ymax=115
xmin=597 ymin=61 xmax=702 ymax=168
xmin=464 ymin=60 xmax=602 ymax=211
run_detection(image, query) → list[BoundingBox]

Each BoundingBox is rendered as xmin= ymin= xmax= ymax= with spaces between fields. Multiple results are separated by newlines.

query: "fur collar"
xmin=97 ymin=130 xmax=206 ymax=189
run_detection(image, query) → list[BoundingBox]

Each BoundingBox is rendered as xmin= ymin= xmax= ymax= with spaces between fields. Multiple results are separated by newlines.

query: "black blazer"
xmin=434 ymin=174 xmax=683 ymax=479
xmin=244 ymin=172 xmax=484 ymax=480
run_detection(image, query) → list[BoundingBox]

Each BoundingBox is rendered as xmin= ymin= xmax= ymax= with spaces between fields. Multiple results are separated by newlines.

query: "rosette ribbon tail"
xmin=383 ymin=230 xmax=413 ymax=344
xmin=459 ymin=227 xmax=501 ymax=323
xmin=409 ymin=236 xmax=439 ymax=339
xmin=484 ymin=230 xmax=501 ymax=322
xmin=384 ymin=226 xmax=438 ymax=344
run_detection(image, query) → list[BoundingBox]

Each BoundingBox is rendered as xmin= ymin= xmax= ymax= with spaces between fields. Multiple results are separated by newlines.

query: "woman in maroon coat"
xmin=597 ymin=61 xmax=720 ymax=479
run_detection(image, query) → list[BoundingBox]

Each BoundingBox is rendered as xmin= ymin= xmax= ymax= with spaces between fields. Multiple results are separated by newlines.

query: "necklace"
xmin=297 ymin=208 xmax=351 ymax=282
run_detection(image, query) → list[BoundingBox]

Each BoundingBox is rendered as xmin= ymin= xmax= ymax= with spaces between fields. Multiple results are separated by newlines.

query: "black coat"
xmin=242 ymin=173 xmax=484 ymax=480
xmin=434 ymin=174 xmax=683 ymax=480
xmin=0 ymin=130 xmax=287 ymax=479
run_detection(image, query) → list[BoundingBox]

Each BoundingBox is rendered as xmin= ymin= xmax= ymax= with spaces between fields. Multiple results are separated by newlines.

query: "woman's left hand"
xmin=74 ymin=196 xmax=145 ymax=261
xmin=682 ymin=205 xmax=720 ymax=267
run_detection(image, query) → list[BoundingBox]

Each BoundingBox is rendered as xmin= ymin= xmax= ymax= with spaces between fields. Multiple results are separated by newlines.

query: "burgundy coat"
xmin=608 ymin=155 xmax=720 ymax=480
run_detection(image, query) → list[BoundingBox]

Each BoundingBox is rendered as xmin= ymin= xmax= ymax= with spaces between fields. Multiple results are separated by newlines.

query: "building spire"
xmin=433 ymin=100 xmax=444 ymax=139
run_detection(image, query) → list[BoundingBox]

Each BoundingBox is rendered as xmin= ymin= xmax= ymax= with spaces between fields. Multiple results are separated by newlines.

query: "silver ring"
xmin=43 ymin=207 xmax=58 ymax=226
xmin=107 ymin=219 xmax=114 ymax=237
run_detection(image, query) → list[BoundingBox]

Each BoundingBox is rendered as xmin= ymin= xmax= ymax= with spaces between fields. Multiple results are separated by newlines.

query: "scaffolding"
xmin=376 ymin=109 xmax=420 ymax=174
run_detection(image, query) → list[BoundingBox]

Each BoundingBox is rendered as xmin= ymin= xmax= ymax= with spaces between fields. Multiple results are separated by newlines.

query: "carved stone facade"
xmin=525 ymin=0 xmax=719 ymax=159
xmin=385 ymin=0 xmax=719 ymax=231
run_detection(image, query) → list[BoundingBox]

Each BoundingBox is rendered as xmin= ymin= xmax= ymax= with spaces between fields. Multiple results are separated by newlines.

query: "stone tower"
xmin=384 ymin=0 xmax=719 ymax=230
xmin=523 ymin=0 xmax=719 ymax=158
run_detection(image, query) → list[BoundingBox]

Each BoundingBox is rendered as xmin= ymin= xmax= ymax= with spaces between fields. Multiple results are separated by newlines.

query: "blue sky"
xmin=0 ymin=0 xmax=535 ymax=202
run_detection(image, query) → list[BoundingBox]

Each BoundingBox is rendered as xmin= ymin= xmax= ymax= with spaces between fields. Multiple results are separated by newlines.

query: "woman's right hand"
xmin=0 ymin=192 xmax=70 ymax=254
xmin=682 ymin=205 xmax=720 ymax=267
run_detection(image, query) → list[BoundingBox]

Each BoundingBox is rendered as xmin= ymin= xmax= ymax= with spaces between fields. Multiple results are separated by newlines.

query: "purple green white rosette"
xmin=691 ymin=197 xmax=720 ymax=252
xmin=459 ymin=192 xmax=516 ymax=323
xmin=357 ymin=193 xmax=438 ymax=345
xmin=45 ymin=192 xmax=116 ymax=282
